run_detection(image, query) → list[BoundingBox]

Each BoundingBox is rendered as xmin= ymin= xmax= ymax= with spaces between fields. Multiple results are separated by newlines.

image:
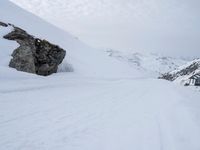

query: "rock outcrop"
xmin=2 ymin=22 xmax=66 ymax=76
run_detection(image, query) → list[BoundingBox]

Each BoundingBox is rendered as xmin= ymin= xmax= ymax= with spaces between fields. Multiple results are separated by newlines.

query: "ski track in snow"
xmin=0 ymin=76 xmax=200 ymax=150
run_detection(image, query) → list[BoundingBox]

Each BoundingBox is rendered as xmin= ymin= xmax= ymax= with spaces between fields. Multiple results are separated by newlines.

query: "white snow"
xmin=0 ymin=1 xmax=200 ymax=150
xmin=106 ymin=49 xmax=187 ymax=76
xmin=1 ymin=76 xmax=200 ymax=150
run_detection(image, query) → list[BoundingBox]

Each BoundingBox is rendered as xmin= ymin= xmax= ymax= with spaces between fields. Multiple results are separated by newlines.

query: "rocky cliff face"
xmin=1 ymin=21 xmax=66 ymax=76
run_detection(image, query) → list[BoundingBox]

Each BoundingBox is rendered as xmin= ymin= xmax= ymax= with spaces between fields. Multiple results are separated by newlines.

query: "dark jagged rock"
xmin=2 ymin=22 xmax=66 ymax=76
xmin=34 ymin=39 xmax=66 ymax=75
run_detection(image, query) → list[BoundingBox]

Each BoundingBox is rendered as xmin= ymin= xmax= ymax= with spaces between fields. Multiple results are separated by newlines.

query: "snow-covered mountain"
xmin=1 ymin=1 xmax=200 ymax=150
xmin=160 ymin=58 xmax=200 ymax=85
xmin=106 ymin=49 xmax=187 ymax=76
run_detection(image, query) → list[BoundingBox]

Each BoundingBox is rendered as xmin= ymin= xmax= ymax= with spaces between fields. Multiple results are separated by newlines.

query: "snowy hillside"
xmin=1 ymin=1 xmax=200 ymax=150
xmin=0 ymin=0 xmax=143 ymax=78
xmin=107 ymin=49 xmax=187 ymax=76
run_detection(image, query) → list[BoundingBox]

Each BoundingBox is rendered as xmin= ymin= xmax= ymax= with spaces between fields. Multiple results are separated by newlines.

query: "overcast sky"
xmin=10 ymin=0 xmax=200 ymax=57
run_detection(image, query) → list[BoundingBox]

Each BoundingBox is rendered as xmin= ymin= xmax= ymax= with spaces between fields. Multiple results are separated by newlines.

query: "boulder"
xmin=2 ymin=22 xmax=66 ymax=76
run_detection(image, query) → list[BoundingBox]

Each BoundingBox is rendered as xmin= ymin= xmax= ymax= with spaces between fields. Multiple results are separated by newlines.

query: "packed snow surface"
xmin=1 ymin=0 xmax=200 ymax=150
xmin=1 ymin=75 xmax=200 ymax=150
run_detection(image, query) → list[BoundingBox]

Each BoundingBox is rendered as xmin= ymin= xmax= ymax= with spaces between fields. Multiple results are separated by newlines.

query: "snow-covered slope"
xmin=1 ymin=1 xmax=200 ymax=150
xmin=1 ymin=0 xmax=143 ymax=78
xmin=107 ymin=49 xmax=187 ymax=76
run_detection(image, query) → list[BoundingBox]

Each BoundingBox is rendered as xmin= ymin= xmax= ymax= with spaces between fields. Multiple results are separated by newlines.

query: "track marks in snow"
xmin=0 ymin=78 xmax=200 ymax=150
